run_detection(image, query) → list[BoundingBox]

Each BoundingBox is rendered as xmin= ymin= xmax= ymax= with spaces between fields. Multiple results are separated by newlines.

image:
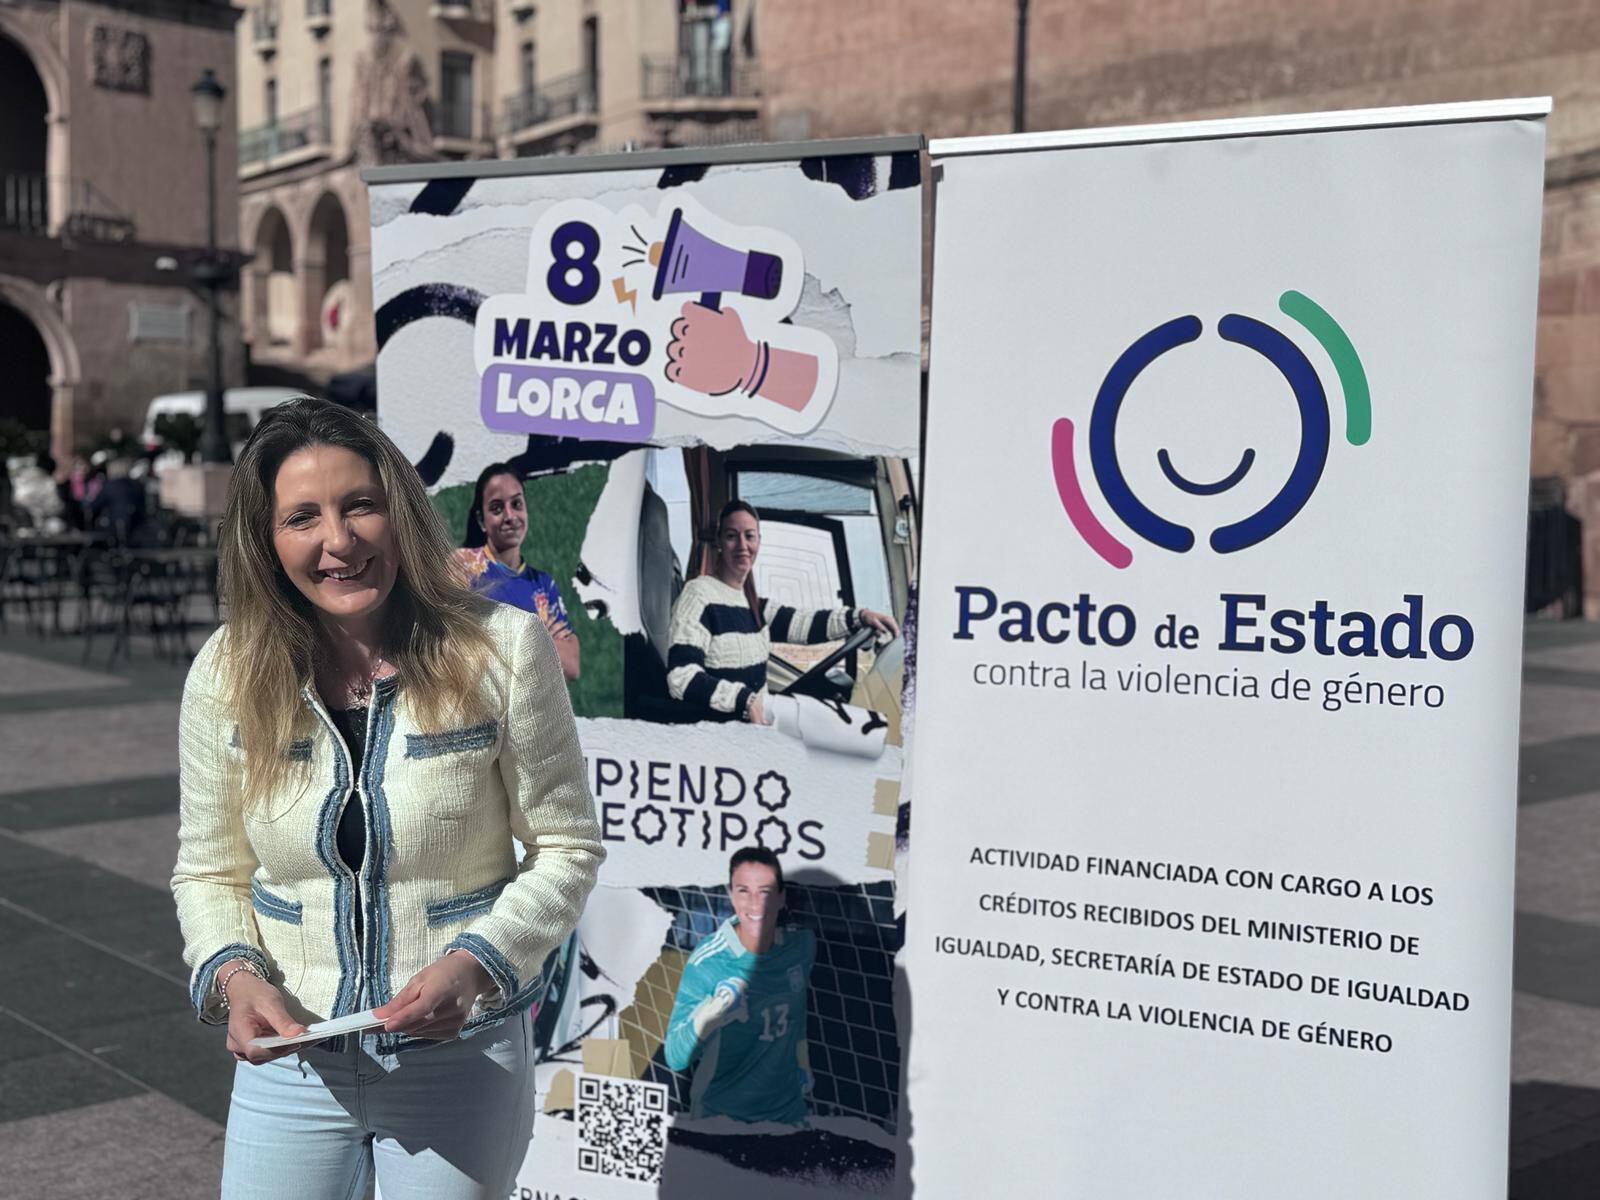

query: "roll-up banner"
xmin=364 ymin=137 xmax=923 ymax=1198
xmin=906 ymin=100 xmax=1547 ymax=1197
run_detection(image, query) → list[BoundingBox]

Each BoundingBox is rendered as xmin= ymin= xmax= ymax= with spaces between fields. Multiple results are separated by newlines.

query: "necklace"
xmin=346 ymin=652 xmax=387 ymax=708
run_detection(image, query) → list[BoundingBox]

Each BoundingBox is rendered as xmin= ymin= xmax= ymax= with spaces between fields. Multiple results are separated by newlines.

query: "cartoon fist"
xmin=665 ymin=302 xmax=821 ymax=413
xmin=666 ymin=302 xmax=759 ymax=397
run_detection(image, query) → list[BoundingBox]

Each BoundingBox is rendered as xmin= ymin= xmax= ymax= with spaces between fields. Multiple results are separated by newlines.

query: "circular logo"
xmin=1052 ymin=291 xmax=1369 ymax=568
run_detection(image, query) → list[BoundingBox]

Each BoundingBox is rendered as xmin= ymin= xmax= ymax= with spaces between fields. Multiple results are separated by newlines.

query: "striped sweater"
xmin=666 ymin=576 xmax=858 ymax=718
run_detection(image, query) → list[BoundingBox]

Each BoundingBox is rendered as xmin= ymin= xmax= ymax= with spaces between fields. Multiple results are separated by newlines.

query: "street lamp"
xmin=191 ymin=68 xmax=231 ymax=464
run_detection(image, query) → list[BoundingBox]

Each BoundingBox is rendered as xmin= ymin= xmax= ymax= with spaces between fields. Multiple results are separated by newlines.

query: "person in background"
xmin=36 ymin=453 xmax=70 ymax=527
xmin=10 ymin=453 xmax=65 ymax=534
xmin=68 ymin=455 xmax=92 ymax=504
xmin=666 ymin=500 xmax=898 ymax=723
xmin=171 ymin=397 xmax=603 ymax=1198
xmin=454 ymin=462 xmax=580 ymax=681
xmin=39 ymin=452 xmax=84 ymax=530
xmin=88 ymin=457 xmax=148 ymax=545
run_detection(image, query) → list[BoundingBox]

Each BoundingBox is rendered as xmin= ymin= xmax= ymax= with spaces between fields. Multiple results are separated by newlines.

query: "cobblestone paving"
xmin=2 ymin=618 xmax=1598 ymax=1196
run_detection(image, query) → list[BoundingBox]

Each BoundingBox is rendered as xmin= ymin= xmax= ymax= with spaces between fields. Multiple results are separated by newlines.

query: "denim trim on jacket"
xmin=190 ymin=942 xmax=272 ymax=1024
xmin=425 ymin=878 xmax=513 ymax=927
xmin=362 ymin=677 xmax=402 ymax=1014
xmin=404 ymin=720 xmax=499 ymax=760
xmin=249 ymin=879 xmax=303 ymax=925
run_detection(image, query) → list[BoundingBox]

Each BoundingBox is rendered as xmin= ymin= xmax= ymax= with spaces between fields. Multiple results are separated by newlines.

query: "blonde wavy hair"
xmin=218 ymin=397 xmax=495 ymax=809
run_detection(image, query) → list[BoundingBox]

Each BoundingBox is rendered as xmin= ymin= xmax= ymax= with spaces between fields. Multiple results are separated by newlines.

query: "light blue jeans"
xmin=220 ymin=1013 xmax=534 ymax=1200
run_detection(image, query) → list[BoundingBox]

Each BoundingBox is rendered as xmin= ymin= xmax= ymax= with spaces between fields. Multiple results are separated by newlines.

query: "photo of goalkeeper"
xmin=664 ymin=848 xmax=815 ymax=1124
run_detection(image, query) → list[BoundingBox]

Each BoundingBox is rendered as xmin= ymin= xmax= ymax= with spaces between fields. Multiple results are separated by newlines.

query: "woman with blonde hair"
xmin=171 ymin=397 xmax=602 ymax=1199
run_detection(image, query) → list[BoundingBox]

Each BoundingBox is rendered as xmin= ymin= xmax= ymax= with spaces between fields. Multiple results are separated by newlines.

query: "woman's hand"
xmin=374 ymin=951 xmax=495 ymax=1040
xmin=224 ymin=966 xmax=309 ymax=1065
xmin=858 ymin=609 xmax=900 ymax=639
xmin=744 ymin=693 xmax=766 ymax=726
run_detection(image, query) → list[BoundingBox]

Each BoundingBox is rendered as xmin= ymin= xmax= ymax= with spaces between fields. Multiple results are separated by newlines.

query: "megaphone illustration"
xmin=651 ymin=208 xmax=782 ymax=312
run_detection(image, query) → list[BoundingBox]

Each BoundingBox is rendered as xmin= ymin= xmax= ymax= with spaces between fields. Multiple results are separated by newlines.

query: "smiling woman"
xmin=271 ymin=445 xmax=401 ymax=633
xmin=170 ymin=397 xmax=604 ymax=1200
xmin=453 ymin=462 xmax=581 ymax=681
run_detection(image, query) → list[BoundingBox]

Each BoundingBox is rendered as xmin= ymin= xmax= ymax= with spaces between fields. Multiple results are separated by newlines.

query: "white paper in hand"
xmin=248 ymin=1009 xmax=386 ymax=1049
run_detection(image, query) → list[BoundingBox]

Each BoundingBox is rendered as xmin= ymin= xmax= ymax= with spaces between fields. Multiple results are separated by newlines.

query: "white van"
xmin=140 ymin=387 xmax=303 ymax=464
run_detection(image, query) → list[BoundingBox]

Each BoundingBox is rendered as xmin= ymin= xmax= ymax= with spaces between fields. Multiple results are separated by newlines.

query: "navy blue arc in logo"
xmin=1209 ymin=314 xmax=1329 ymax=554
xmin=1086 ymin=313 xmax=1331 ymax=556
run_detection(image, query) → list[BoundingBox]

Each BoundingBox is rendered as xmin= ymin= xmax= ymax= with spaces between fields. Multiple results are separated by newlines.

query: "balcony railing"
xmin=239 ymin=105 xmax=332 ymax=168
xmin=0 ymin=173 xmax=137 ymax=242
xmin=502 ymin=71 xmax=598 ymax=136
xmin=641 ymin=52 xmax=760 ymax=102
xmin=1 ymin=173 xmax=48 ymax=235
xmin=661 ymin=117 xmax=764 ymax=151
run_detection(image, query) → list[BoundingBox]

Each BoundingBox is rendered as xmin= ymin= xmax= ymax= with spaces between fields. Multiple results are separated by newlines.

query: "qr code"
xmin=575 ymin=1073 xmax=667 ymax=1184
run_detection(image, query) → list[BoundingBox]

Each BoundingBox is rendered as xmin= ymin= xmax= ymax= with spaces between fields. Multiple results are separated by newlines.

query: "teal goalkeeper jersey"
xmin=664 ymin=918 xmax=815 ymax=1124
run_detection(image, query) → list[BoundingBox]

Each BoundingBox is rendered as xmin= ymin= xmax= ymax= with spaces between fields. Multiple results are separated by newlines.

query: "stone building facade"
xmin=755 ymin=0 xmax=1600 ymax=613
xmin=0 ymin=0 xmax=245 ymax=463
xmin=234 ymin=0 xmax=762 ymax=384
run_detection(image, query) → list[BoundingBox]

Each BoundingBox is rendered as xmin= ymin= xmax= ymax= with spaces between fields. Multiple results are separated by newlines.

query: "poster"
xmin=365 ymin=137 xmax=922 ymax=1198
xmin=906 ymin=101 xmax=1546 ymax=1197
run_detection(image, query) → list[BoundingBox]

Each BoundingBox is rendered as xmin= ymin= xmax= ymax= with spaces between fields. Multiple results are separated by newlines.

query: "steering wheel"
xmin=777 ymin=624 xmax=881 ymax=699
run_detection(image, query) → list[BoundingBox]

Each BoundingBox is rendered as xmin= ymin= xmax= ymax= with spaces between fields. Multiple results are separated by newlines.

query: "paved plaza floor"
xmin=2 ymin=616 xmax=1599 ymax=1196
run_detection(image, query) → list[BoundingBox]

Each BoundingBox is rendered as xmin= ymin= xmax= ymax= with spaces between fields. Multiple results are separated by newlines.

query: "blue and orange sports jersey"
xmin=454 ymin=546 xmax=572 ymax=633
xmin=664 ymin=918 xmax=815 ymax=1124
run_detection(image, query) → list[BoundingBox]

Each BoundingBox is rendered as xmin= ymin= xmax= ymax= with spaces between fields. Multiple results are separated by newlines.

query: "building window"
xmin=439 ymin=51 xmax=474 ymax=140
xmin=582 ymin=16 xmax=599 ymax=109
xmin=679 ymin=0 xmax=732 ymax=96
xmin=265 ymin=77 xmax=278 ymax=126
xmin=519 ymin=41 xmax=536 ymax=99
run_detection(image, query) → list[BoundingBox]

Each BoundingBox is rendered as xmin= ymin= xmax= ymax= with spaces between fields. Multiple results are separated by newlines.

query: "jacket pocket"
xmin=426 ymin=878 xmax=512 ymax=927
xmin=249 ymin=878 xmax=305 ymax=993
xmin=405 ymin=720 xmax=499 ymax=760
xmin=406 ymin=721 xmax=501 ymax=819
xmin=250 ymin=878 xmax=303 ymax=925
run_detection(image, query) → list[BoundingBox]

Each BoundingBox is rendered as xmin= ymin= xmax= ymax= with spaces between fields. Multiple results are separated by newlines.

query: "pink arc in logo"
xmin=1051 ymin=417 xmax=1132 ymax=570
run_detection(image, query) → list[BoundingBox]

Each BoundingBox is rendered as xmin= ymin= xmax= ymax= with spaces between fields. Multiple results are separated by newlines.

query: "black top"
xmin=328 ymin=705 xmax=368 ymax=942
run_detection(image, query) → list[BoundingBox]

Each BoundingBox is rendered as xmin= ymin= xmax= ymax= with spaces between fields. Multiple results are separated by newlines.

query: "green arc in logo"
xmin=1279 ymin=289 xmax=1370 ymax=446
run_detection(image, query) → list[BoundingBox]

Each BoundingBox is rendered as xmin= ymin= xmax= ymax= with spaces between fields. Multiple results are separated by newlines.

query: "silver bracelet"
xmin=216 ymin=960 xmax=267 ymax=1014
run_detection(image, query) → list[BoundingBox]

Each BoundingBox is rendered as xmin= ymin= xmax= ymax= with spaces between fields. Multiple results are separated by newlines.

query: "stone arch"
xmin=303 ymin=189 xmax=351 ymax=353
xmin=0 ymin=16 xmax=66 ymax=124
xmin=0 ymin=275 xmax=81 ymax=463
xmin=0 ymin=15 xmax=70 ymax=235
xmin=247 ymin=203 xmax=297 ymax=348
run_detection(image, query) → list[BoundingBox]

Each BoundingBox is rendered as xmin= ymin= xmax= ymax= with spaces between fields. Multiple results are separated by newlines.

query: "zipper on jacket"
xmin=357 ymin=682 xmax=381 ymax=1010
xmin=302 ymin=686 xmax=365 ymax=1011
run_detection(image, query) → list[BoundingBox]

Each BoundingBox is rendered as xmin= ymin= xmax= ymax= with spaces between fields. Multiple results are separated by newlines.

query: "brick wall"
xmin=761 ymin=0 xmax=1600 ymax=579
xmin=761 ymin=1 xmax=1600 ymax=150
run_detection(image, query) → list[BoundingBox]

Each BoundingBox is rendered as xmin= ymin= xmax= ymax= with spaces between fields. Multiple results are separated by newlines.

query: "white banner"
xmin=907 ymin=102 xmax=1547 ymax=1197
xmin=367 ymin=139 xmax=923 ymax=1198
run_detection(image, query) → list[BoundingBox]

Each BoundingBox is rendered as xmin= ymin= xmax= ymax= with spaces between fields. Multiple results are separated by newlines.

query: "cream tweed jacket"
xmin=171 ymin=604 xmax=603 ymax=1051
